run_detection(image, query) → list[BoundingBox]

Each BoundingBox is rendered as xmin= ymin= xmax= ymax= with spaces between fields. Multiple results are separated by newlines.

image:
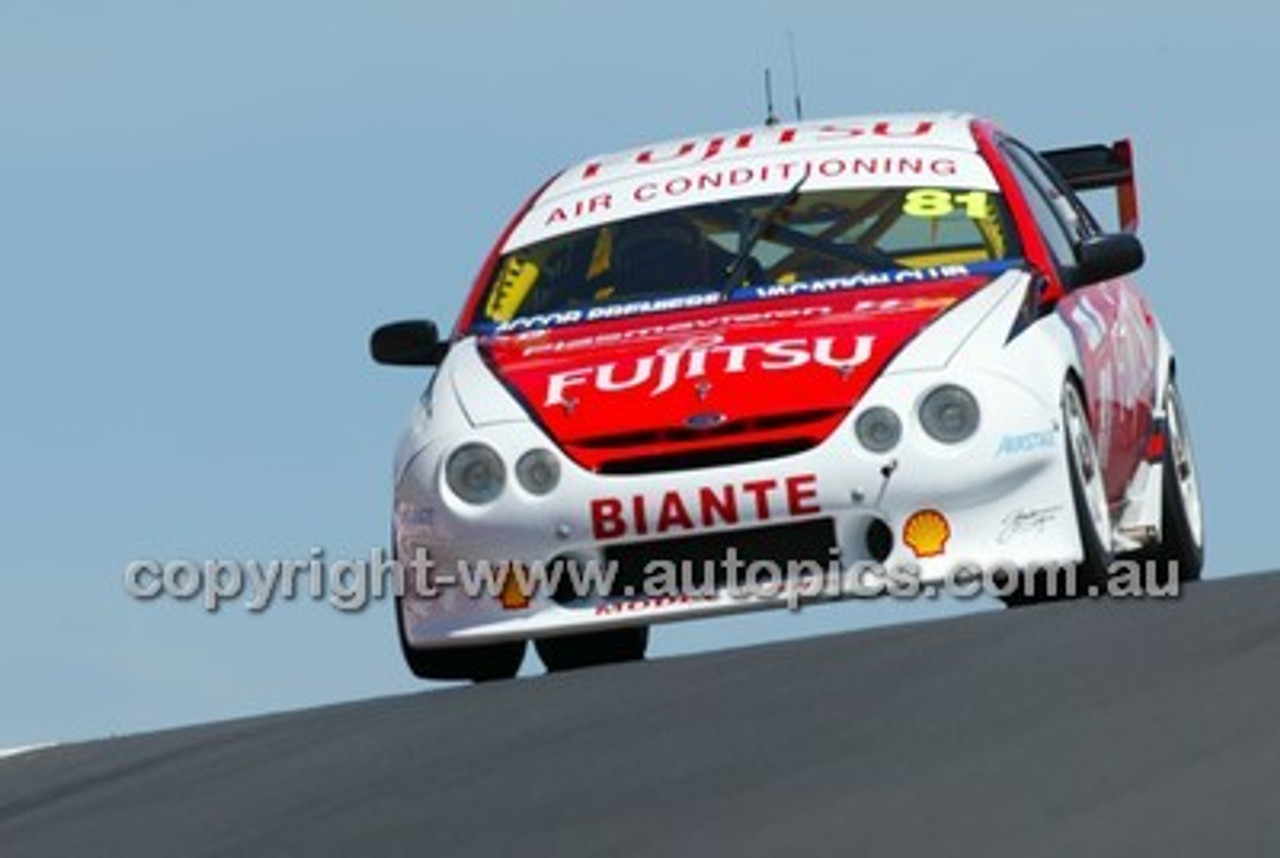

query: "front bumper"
xmin=395 ymin=369 xmax=1079 ymax=647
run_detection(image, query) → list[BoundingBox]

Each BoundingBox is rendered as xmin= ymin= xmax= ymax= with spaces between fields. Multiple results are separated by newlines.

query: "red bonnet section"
xmin=482 ymin=282 xmax=986 ymax=473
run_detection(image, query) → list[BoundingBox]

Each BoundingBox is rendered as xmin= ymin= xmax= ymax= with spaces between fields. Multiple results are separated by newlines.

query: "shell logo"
xmin=903 ymin=509 xmax=951 ymax=558
xmin=498 ymin=564 xmax=533 ymax=611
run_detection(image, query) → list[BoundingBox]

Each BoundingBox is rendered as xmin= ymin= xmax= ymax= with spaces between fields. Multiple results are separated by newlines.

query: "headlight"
xmin=919 ymin=385 xmax=980 ymax=443
xmin=445 ymin=443 xmax=505 ymax=504
xmin=855 ymin=407 xmax=902 ymax=453
xmin=515 ymin=449 xmax=561 ymax=495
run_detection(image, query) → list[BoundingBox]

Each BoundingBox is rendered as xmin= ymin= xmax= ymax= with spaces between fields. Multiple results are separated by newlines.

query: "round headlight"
xmin=445 ymin=443 xmax=506 ymax=505
xmin=920 ymin=385 xmax=980 ymax=444
xmin=855 ymin=406 xmax=902 ymax=453
xmin=516 ymin=448 xmax=561 ymax=496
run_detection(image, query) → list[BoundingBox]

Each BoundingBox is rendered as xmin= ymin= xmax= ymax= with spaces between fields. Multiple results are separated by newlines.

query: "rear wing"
xmin=1040 ymin=139 xmax=1139 ymax=233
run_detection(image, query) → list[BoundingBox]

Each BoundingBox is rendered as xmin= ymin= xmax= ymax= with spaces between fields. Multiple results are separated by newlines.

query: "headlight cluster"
xmin=445 ymin=443 xmax=505 ymax=504
xmin=445 ymin=443 xmax=560 ymax=505
xmin=855 ymin=407 xmax=902 ymax=453
xmin=515 ymin=449 xmax=561 ymax=496
xmin=854 ymin=384 xmax=981 ymax=452
xmin=919 ymin=385 xmax=980 ymax=443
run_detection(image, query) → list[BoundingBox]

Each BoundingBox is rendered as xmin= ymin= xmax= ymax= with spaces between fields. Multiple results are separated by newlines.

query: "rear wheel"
xmin=1136 ymin=377 xmax=1204 ymax=586
xmin=536 ymin=626 xmax=649 ymax=673
xmin=395 ymin=596 xmax=525 ymax=682
xmin=1063 ymin=380 xmax=1114 ymax=590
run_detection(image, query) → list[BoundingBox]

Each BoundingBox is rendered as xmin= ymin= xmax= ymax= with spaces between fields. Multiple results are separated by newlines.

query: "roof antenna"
xmin=763 ymin=68 xmax=779 ymax=126
xmin=787 ymin=30 xmax=804 ymax=121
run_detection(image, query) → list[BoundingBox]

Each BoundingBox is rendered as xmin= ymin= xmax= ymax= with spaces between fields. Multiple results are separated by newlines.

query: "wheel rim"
xmin=1166 ymin=383 xmax=1204 ymax=548
xmin=1065 ymin=384 xmax=1110 ymax=550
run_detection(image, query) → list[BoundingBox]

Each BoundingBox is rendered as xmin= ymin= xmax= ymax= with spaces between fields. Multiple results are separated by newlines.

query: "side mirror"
xmin=1074 ymin=233 xmax=1144 ymax=287
xmin=370 ymin=320 xmax=448 ymax=367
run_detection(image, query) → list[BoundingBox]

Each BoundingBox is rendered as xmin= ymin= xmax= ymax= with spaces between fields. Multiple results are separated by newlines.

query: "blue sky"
xmin=1 ymin=0 xmax=1272 ymax=747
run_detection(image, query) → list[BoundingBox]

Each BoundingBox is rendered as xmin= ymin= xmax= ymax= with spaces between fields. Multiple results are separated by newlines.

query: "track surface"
xmin=4 ymin=573 xmax=1280 ymax=856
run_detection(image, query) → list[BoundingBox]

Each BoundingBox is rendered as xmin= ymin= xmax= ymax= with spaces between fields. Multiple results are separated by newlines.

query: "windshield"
xmin=473 ymin=185 xmax=1022 ymax=332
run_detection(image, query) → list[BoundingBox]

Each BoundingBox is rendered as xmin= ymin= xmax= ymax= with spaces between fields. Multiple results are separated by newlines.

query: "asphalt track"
xmin=3 ymin=573 xmax=1280 ymax=856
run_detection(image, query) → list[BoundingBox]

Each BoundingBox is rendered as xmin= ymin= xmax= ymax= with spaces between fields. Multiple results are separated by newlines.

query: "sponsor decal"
xmin=590 ymin=473 xmax=821 ymax=540
xmin=542 ymin=192 xmax=616 ymax=227
xmin=515 ymin=305 xmax=835 ymax=354
xmin=997 ymin=506 xmax=1063 ymax=545
xmin=1060 ymin=283 xmax=1160 ymax=490
xmin=517 ymin=150 xmax=996 ymax=245
xmin=488 ymin=292 xmax=724 ymax=335
xmin=750 ymin=260 xmax=1014 ymax=300
xmin=902 ymin=509 xmax=951 ymax=558
xmin=582 ymin=292 xmax=723 ymax=322
xmin=578 ymin=120 xmax=941 ymax=182
xmin=1070 ymin=296 xmax=1107 ymax=351
xmin=545 ymin=333 xmax=875 ymax=406
xmin=473 ymin=261 xmax=1012 ymax=337
xmin=621 ymin=157 xmax=960 ymax=212
xmin=996 ymin=429 xmax=1058 ymax=456
xmin=497 ymin=564 xmax=533 ymax=610
xmin=594 ymin=593 xmax=709 ymax=617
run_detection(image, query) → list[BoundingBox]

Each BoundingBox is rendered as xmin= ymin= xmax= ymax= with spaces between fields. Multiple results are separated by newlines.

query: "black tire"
xmin=1002 ymin=381 xmax=1111 ymax=606
xmin=395 ymin=595 xmax=525 ymax=682
xmin=535 ymin=626 xmax=649 ymax=673
xmin=1135 ymin=377 xmax=1204 ymax=587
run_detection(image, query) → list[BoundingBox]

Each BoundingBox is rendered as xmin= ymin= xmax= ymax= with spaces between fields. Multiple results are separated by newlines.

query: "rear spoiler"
xmin=1040 ymin=139 xmax=1139 ymax=233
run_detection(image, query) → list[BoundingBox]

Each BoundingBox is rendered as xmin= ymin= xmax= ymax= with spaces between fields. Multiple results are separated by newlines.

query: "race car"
xmin=371 ymin=112 xmax=1203 ymax=680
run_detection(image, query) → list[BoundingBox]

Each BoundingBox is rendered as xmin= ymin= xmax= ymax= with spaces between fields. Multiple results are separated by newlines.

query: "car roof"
xmin=549 ymin=111 xmax=979 ymax=197
xmin=503 ymin=111 xmax=987 ymax=252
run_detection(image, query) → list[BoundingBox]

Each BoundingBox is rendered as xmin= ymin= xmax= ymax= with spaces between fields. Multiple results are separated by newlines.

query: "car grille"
xmin=595 ymin=441 xmax=813 ymax=475
xmin=567 ymin=408 xmax=847 ymax=475
xmin=601 ymin=518 xmax=838 ymax=596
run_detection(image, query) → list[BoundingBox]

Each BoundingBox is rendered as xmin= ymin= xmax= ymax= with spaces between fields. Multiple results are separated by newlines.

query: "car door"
xmin=1000 ymin=138 xmax=1160 ymax=508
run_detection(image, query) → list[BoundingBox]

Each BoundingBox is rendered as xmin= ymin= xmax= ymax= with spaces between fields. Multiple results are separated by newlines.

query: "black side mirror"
xmin=370 ymin=320 xmax=448 ymax=367
xmin=1074 ymin=233 xmax=1144 ymax=287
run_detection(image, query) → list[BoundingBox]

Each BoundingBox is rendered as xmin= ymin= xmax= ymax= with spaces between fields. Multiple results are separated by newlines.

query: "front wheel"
xmin=395 ymin=596 xmax=525 ymax=682
xmin=536 ymin=626 xmax=649 ymax=673
xmin=1002 ymin=380 xmax=1112 ymax=606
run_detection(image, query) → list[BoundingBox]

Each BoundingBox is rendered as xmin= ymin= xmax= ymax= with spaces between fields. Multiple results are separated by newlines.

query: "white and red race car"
xmin=372 ymin=112 xmax=1203 ymax=680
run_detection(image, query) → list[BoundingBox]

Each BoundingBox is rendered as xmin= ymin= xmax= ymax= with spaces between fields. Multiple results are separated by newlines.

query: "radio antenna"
xmin=787 ymin=31 xmax=804 ymax=121
xmin=763 ymin=68 xmax=779 ymax=126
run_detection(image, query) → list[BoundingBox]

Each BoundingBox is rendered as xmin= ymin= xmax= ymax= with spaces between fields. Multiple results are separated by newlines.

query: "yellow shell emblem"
xmin=498 ymin=563 xmax=532 ymax=611
xmin=903 ymin=510 xmax=951 ymax=559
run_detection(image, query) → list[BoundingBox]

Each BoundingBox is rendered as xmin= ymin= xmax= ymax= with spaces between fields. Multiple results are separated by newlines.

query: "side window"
xmin=1013 ymin=143 xmax=1101 ymax=240
xmin=1001 ymin=141 xmax=1080 ymax=280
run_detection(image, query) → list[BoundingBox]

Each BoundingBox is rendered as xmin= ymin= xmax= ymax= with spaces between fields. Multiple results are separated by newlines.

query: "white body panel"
xmin=395 ymin=272 xmax=1093 ymax=649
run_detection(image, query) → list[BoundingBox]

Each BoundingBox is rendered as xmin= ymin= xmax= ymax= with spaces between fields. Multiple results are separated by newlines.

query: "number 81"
xmin=903 ymin=189 xmax=989 ymax=219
